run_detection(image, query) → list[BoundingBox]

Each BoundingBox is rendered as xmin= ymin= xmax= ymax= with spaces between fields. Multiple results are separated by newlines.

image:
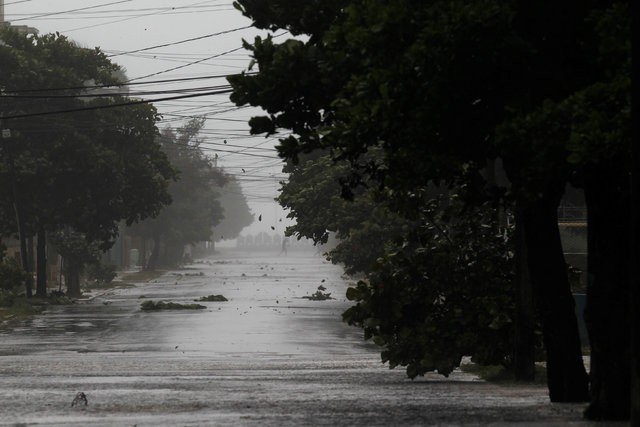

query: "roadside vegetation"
xmin=0 ymin=28 xmax=251 ymax=302
xmin=229 ymin=0 xmax=633 ymax=419
xmin=460 ymin=362 xmax=548 ymax=385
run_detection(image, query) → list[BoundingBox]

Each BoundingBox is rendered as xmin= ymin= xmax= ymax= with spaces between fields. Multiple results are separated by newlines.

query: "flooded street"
xmin=0 ymin=249 xmax=600 ymax=426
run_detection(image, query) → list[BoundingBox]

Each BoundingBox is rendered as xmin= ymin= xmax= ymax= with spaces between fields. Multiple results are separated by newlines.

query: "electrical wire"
xmin=128 ymin=46 xmax=246 ymax=82
xmin=2 ymin=84 xmax=233 ymax=98
xmin=2 ymin=88 xmax=233 ymax=120
xmin=6 ymin=72 xmax=254 ymax=93
xmin=106 ymin=25 xmax=252 ymax=58
xmin=4 ymin=0 xmax=34 ymax=6
xmin=127 ymin=31 xmax=288 ymax=82
xmin=59 ymin=0 xmax=218 ymax=33
xmin=9 ymin=0 xmax=134 ymax=23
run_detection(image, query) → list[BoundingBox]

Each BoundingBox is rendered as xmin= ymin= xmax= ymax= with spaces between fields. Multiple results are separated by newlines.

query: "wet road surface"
xmin=0 ymin=249 xmax=613 ymax=426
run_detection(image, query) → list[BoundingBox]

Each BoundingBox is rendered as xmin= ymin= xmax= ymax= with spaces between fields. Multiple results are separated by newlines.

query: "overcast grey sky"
xmin=4 ymin=0 xmax=293 ymax=237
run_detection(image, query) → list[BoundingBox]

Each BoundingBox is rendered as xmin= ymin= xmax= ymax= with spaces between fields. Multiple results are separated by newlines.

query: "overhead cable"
xmin=9 ymin=0 xmax=133 ymax=22
xmin=6 ymin=72 xmax=254 ymax=93
xmin=128 ymin=31 xmax=288 ymax=82
xmin=2 ymin=88 xmax=233 ymax=120
xmin=107 ymin=26 xmax=252 ymax=58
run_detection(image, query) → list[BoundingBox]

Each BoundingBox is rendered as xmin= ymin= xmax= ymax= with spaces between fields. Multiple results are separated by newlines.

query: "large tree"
xmin=229 ymin=0 xmax=633 ymax=412
xmin=497 ymin=3 xmax=632 ymax=417
xmin=129 ymin=119 xmax=226 ymax=270
xmin=277 ymin=149 xmax=409 ymax=275
xmin=0 ymin=28 xmax=175 ymax=297
xmin=211 ymin=177 xmax=253 ymax=243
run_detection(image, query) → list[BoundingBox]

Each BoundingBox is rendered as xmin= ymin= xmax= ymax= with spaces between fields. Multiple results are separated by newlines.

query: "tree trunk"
xmin=18 ymin=228 xmax=33 ymax=298
xmin=141 ymin=238 xmax=147 ymax=269
xmin=630 ymin=2 xmax=640 ymax=422
xmin=27 ymin=235 xmax=35 ymax=277
xmin=35 ymin=228 xmax=47 ymax=297
xmin=65 ymin=262 xmax=82 ymax=298
xmin=4 ymin=144 xmax=33 ymax=297
xmin=146 ymin=234 xmax=160 ymax=271
xmin=513 ymin=207 xmax=536 ymax=381
xmin=583 ymin=167 xmax=630 ymax=420
xmin=12 ymin=194 xmax=32 ymax=297
xmin=521 ymin=198 xmax=589 ymax=402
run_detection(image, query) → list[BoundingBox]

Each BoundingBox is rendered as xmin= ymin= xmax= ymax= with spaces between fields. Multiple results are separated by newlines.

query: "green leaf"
xmin=346 ymin=286 xmax=361 ymax=301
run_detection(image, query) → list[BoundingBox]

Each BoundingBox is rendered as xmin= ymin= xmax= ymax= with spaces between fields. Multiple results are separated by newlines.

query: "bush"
xmin=0 ymin=259 xmax=29 ymax=291
xmin=85 ymin=263 xmax=117 ymax=286
xmin=0 ymin=289 xmax=15 ymax=307
xmin=343 ymin=194 xmax=518 ymax=379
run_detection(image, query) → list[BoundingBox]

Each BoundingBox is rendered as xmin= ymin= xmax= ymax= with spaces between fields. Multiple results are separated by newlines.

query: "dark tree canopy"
xmin=1 ymin=28 xmax=175 ymax=296
xmin=230 ymin=0 xmax=633 ymax=418
xmin=212 ymin=177 xmax=253 ymax=242
xmin=129 ymin=119 xmax=226 ymax=269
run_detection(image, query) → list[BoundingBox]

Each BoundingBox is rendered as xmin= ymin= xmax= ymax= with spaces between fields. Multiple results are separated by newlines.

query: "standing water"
xmin=0 ymin=248 xmax=599 ymax=426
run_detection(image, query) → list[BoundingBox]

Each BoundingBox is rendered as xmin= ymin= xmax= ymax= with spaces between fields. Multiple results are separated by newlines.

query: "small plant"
xmin=46 ymin=291 xmax=75 ymax=305
xmin=195 ymin=294 xmax=228 ymax=302
xmin=303 ymin=286 xmax=333 ymax=301
xmin=140 ymin=300 xmax=206 ymax=311
xmin=85 ymin=263 xmax=117 ymax=287
xmin=0 ymin=289 xmax=16 ymax=308
xmin=0 ymin=259 xmax=29 ymax=291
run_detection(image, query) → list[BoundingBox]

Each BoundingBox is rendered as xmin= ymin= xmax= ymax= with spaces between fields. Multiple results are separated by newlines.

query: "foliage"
xmin=343 ymin=192 xmax=515 ymax=378
xmin=128 ymin=118 xmax=226 ymax=268
xmin=50 ymin=229 xmax=102 ymax=296
xmin=42 ymin=293 xmax=75 ymax=305
xmin=0 ymin=28 xmax=174 ymax=245
xmin=460 ymin=362 xmax=547 ymax=385
xmin=232 ymin=0 xmax=521 ymax=378
xmin=1 ymin=28 xmax=175 ymax=297
xmin=278 ymin=150 xmax=410 ymax=275
xmin=195 ymin=294 xmax=228 ymax=302
xmin=0 ymin=295 xmax=43 ymax=318
xmin=0 ymin=289 xmax=17 ymax=308
xmin=231 ymin=0 xmax=630 ymax=410
xmin=211 ymin=177 xmax=254 ymax=241
xmin=84 ymin=263 xmax=117 ymax=287
xmin=0 ymin=258 xmax=30 ymax=291
xmin=140 ymin=300 xmax=206 ymax=311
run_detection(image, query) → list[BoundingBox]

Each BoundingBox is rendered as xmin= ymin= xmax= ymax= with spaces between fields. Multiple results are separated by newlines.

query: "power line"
xmin=4 ymin=0 xmax=34 ymax=6
xmin=2 ymin=88 xmax=233 ymax=120
xmin=6 ymin=72 xmax=254 ymax=93
xmin=58 ymin=0 xmax=216 ymax=33
xmin=2 ymin=84 xmax=232 ymax=98
xmin=128 ymin=46 xmax=246 ymax=82
xmin=9 ymin=5 xmax=233 ymax=19
xmin=107 ymin=25 xmax=252 ymax=58
xmin=128 ymin=31 xmax=289 ymax=82
xmin=9 ymin=0 xmax=133 ymax=23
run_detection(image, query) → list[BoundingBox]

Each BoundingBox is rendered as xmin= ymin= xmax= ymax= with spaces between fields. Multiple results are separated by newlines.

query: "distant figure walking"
xmin=280 ymin=237 xmax=289 ymax=256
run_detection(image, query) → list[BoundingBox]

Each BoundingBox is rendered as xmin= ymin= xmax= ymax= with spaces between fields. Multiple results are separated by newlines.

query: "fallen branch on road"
xmin=140 ymin=300 xmax=206 ymax=311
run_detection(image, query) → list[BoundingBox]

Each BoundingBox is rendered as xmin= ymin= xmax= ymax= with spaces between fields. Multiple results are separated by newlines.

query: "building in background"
xmin=0 ymin=1 xmax=39 ymax=35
